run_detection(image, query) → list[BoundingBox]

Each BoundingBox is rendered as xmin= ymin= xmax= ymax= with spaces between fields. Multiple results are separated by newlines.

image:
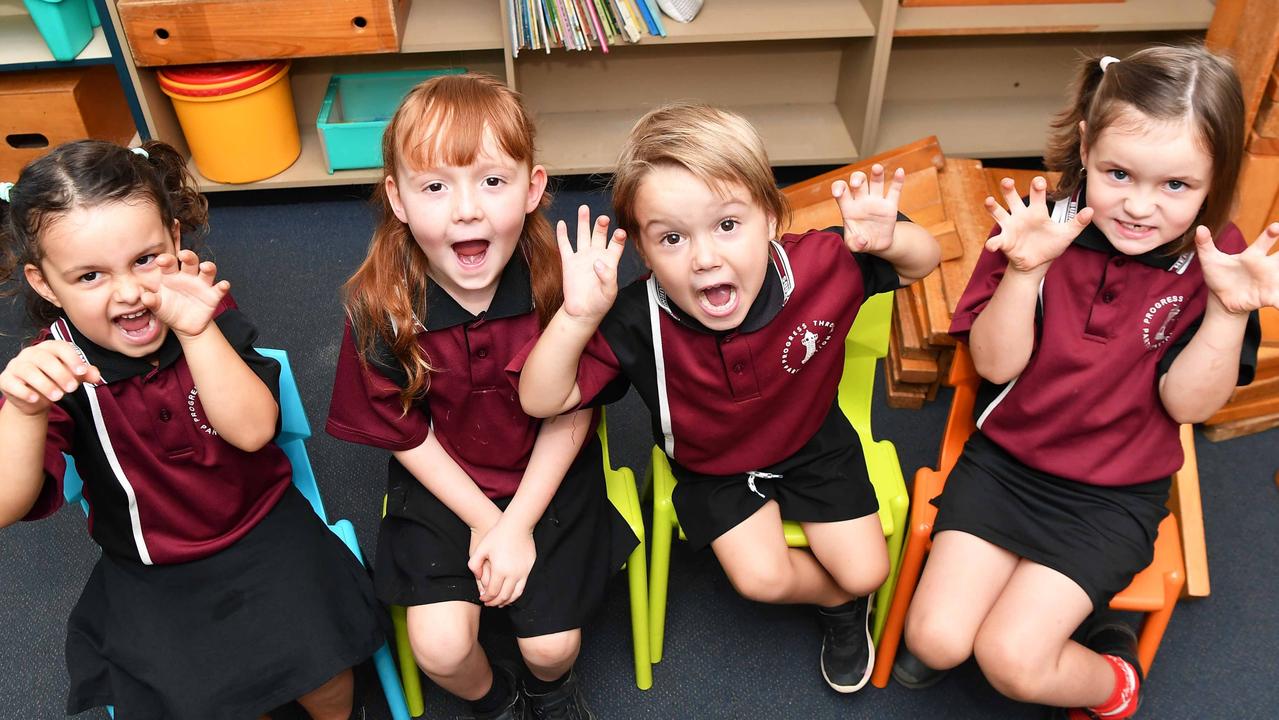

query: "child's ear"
xmin=525 ymin=165 xmax=548 ymax=214
xmin=769 ymin=213 xmax=778 ymax=240
xmin=1078 ymin=120 xmax=1089 ymax=165
xmin=24 ymin=264 xmax=61 ymax=308
xmin=385 ymin=174 xmax=409 ymax=224
xmin=170 ymin=218 xmax=182 ymax=252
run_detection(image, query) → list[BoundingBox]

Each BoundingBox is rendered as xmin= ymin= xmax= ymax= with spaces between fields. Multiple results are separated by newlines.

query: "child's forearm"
xmin=876 ymin=222 xmax=941 ymax=284
xmin=1159 ymin=298 xmax=1250 ymax=424
xmin=501 ymin=409 xmax=594 ymax=531
xmin=394 ymin=431 xmax=502 ymax=532
xmin=518 ymin=309 xmax=597 ymax=418
xmin=178 ymin=325 xmax=278 ymax=452
xmin=968 ymin=266 xmax=1045 ymax=384
xmin=0 ymin=403 xmax=51 ymax=527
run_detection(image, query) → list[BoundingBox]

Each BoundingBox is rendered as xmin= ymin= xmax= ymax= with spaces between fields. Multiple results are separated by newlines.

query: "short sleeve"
xmin=949 ymin=227 xmax=1008 ymax=340
xmin=505 ymin=327 xmax=629 ymax=410
xmin=854 ymin=253 xmax=903 ymax=297
xmin=13 ymin=398 xmax=75 ymax=521
xmin=213 ymin=306 xmax=282 ymax=402
xmin=325 ymin=321 xmax=431 ymax=452
xmin=1156 ymin=310 xmax=1261 ymax=386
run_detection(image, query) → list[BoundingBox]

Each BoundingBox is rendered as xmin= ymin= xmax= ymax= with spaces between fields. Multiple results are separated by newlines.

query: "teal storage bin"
xmin=316 ymin=68 xmax=466 ymax=174
xmin=24 ymin=0 xmax=96 ymax=62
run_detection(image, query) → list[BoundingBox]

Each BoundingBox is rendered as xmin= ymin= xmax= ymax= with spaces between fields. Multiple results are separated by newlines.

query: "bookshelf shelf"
xmin=894 ymin=0 xmax=1212 ymax=37
xmin=402 ymin=0 xmax=504 ymax=53
xmin=0 ymin=8 xmax=111 ymax=70
xmin=537 ymin=102 xmax=859 ymax=175
xmin=645 ymin=0 xmax=875 ymax=45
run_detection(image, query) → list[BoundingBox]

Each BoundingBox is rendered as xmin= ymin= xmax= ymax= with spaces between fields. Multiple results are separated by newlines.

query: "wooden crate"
xmin=118 ymin=0 xmax=412 ymax=66
xmin=0 ymin=66 xmax=135 ymax=179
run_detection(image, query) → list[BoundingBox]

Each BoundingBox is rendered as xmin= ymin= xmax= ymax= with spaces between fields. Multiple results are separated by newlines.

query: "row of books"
xmin=508 ymin=0 xmax=670 ymax=55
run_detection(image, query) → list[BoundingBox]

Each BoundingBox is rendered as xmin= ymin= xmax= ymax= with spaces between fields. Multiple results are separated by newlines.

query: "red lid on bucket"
xmin=159 ymin=61 xmax=289 ymax=98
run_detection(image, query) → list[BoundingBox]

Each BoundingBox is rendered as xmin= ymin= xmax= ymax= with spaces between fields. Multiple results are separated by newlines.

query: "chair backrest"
xmin=62 ymin=347 xmax=329 ymax=523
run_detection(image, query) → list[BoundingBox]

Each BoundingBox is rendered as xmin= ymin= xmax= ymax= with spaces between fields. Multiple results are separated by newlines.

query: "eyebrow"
xmin=62 ymin=242 xmax=167 ymax=276
xmin=641 ymin=197 xmax=750 ymax=231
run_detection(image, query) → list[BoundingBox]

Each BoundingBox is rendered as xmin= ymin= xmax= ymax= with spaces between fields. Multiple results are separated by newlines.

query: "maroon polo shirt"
xmin=952 ymin=193 xmax=1260 ymax=487
xmin=510 ymin=228 xmax=900 ymax=476
xmin=17 ymin=298 xmax=291 ymax=565
xmin=327 ymin=259 xmax=545 ymax=500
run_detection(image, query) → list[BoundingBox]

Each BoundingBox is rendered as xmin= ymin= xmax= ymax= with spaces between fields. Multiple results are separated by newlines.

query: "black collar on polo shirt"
xmin=58 ymin=315 xmax=184 ymax=384
xmin=653 ymin=240 xmax=790 ymax=336
xmin=1063 ymin=184 xmax=1191 ymax=271
xmin=422 ymin=254 xmax=534 ymax=331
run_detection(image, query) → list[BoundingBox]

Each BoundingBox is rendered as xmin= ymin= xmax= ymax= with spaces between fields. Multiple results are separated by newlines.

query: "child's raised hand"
xmin=557 ymin=205 xmax=626 ymax=324
xmin=141 ymin=250 xmax=230 ymax=338
xmin=467 ymin=517 xmax=536 ymax=608
xmin=832 ymin=164 xmax=905 ymax=254
xmin=0 ymin=340 xmax=101 ymax=415
xmin=984 ymin=176 xmax=1093 ymax=274
xmin=1195 ymin=222 xmax=1279 ymax=314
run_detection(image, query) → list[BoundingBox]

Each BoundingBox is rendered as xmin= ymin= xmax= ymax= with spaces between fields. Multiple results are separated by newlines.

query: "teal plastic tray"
xmin=24 ymin=0 xmax=97 ymax=62
xmin=316 ymin=68 xmax=465 ymax=174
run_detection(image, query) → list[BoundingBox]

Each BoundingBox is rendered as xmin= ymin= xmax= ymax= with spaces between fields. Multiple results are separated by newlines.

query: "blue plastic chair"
xmin=61 ymin=347 xmax=411 ymax=720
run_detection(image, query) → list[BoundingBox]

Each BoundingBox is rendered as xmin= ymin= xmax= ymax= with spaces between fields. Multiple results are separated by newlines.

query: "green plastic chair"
xmin=646 ymin=291 xmax=910 ymax=667
xmin=390 ymin=409 xmax=652 ymax=716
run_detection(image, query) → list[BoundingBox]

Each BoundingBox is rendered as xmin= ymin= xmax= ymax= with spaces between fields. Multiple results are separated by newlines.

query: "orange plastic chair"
xmin=870 ymin=343 xmax=1186 ymax=688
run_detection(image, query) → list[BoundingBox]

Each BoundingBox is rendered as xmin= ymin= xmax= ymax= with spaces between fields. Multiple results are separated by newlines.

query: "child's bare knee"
xmin=904 ymin=609 xmax=973 ymax=671
xmin=519 ymin=631 xmax=581 ymax=671
xmin=973 ymin=628 xmax=1044 ymax=702
xmin=726 ymin=562 xmax=793 ymax=604
xmin=409 ymin=616 xmax=477 ymax=675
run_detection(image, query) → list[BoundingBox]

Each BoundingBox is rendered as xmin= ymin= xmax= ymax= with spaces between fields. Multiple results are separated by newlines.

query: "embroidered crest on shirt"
xmin=187 ymin=388 xmax=219 ymax=435
xmin=1141 ymin=295 xmax=1185 ymax=350
xmin=782 ymin=320 xmax=836 ymax=374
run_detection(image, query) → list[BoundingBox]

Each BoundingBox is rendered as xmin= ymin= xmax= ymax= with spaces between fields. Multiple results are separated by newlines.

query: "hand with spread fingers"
xmin=141 ymin=250 xmax=230 ymax=338
xmin=831 ymin=163 xmax=905 ymax=255
xmin=0 ymin=341 xmax=102 ymax=415
xmin=558 ymin=204 xmax=627 ymax=326
xmin=1196 ymin=221 xmax=1279 ymax=315
xmin=984 ymin=176 xmax=1094 ymax=275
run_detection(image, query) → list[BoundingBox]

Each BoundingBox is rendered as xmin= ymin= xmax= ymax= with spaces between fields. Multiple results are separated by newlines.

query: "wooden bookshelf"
xmin=95 ymin=0 xmax=1217 ymax=190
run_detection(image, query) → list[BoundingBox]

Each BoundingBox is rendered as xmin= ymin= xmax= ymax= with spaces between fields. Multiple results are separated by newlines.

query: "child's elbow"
xmin=520 ymin=395 xmax=558 ymax=419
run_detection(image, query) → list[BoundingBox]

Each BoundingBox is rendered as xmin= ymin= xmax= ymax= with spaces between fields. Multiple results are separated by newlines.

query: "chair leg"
xmin=1135 ymin=569 xmax=1184 ymax=677
xmin=373 ymin=642 xmax=413 ymax=720
xmin=393 ymin=605 xmax=425 ymax=717
xmin=648 ymin=486 xmax=675 ymax=665
xmin=627 ymin=538 xmax=653 ymax=689
xmin=873 ymin=491 xmax=910 ymax=643
xmin=870 ymin=527 xmax=930 ymax=688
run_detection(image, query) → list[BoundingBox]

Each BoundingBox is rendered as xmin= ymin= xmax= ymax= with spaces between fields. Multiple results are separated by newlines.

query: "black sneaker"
xmin=817 ymin=594 xmax=875 ymax=693
xmin=524 ymin=670 xmax=595 ymax=720
xmin=1046 ymin=622 xmax=1142 ymax=720
xmin=891 ymin=644 xmax=949 ymax=689
xmin=469 ymin=666 xmax=530 ymax=720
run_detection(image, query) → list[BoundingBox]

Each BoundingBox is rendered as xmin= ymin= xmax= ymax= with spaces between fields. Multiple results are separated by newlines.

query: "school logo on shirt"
xmin=1141 ymin=295 xmax=1186 ymax=350
xmin=782 ymin=320 xmax=836 ymax=374
xmin=187 ymin=388 xmax=219 ymax=436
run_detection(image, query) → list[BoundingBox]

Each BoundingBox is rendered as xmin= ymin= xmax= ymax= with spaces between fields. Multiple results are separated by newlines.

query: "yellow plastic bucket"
xmin=159 ymin=61 xmax=300 ymax=184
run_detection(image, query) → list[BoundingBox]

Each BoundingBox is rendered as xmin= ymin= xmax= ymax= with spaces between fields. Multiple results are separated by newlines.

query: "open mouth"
xmin=697 ymin=283 xmax=739 ymax=318
xmin=452 ymin=239 xmax=490 ymax=268
xmin=1115 ymin=220 xmax=1155 ymax=239
xmin=114 ymin=309 xmax=160 ymax=345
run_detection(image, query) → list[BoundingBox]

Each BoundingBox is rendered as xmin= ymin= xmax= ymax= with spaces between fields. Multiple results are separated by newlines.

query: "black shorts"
xmin=932 ymin=431 xmax=1170 ymax=608
xmin=65 ymin=485 xmax=385 ymax=719
xmin=374 ymin=435 xmax=638 ymax=638
xmin=670 ymin=399 xmax=880 ymax=550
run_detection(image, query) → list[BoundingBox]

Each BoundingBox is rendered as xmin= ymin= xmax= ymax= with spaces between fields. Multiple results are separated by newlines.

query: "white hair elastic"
xmin=1100 ymin=56 xmax=1121 ymax=72
xmin=0 ymin=181 xmax=12 ymax=203
xmin=131 ymin=146 xmax=149 ymax=159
